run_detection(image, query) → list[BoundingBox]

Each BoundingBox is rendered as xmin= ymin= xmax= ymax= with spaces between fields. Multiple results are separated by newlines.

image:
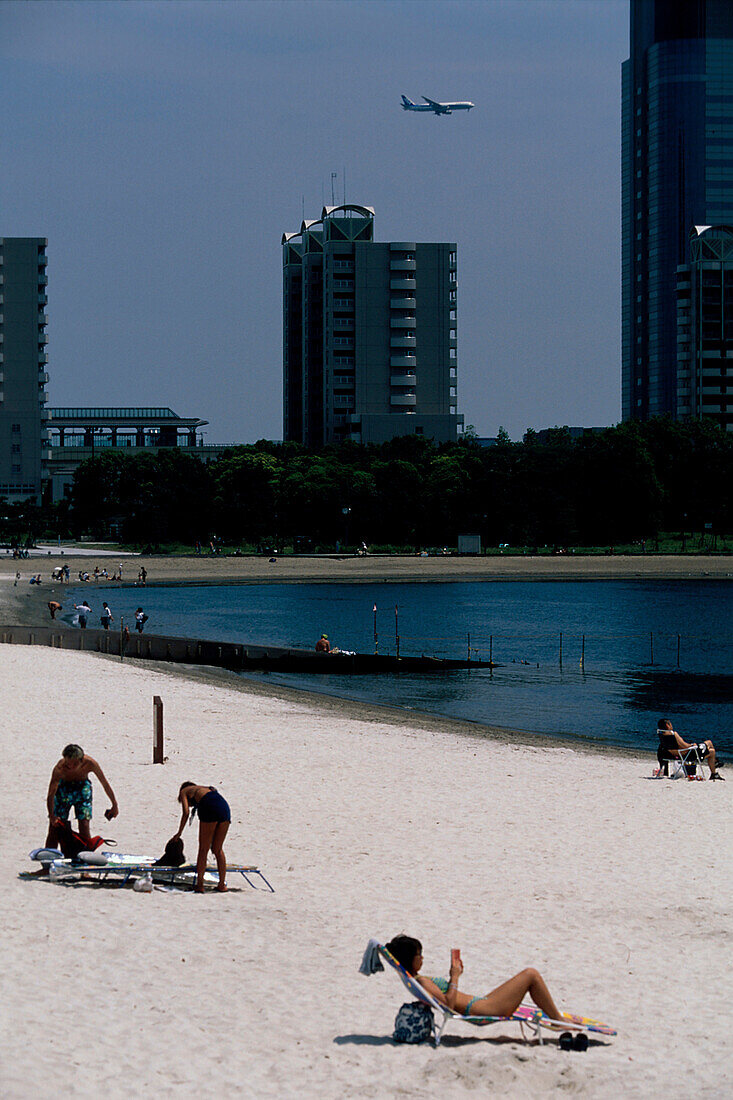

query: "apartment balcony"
xmin=389 ymin=242 xmax=417 ymax=251
xmin=38 ymin=274 xmax=48 ymax=285
xmin=390 ymin=260 xmax=416 ymax=272
xmin=390 ymin=336 xmax=416 ymax=348
xmin=390 ymin=317 xmax=416 ymax=329
xmin=38 ymin=312 xmax=47 ymax=325
xmin=390 ymin=355 xmax=416 ymax=368
xmin=39 ymin=391 xmax=48 ymax=403
xmin=39 ymin=371 xmax=49 ymax=384
xmin=38 ymin=294 xmax=48 ymax=306
xmin=38 ymin=352 xmax=48 ymax=364
xmin=333 ymin=300 xmax=354 ymax=313
xmin=390 ymin=373 xmax=417 ymax=386
xmin=390 ymin=297 xmax=416 ymax=309
xmin=390 ymin=278 xmax=416 ymax=291
xmin=390 ymin=393 xmax=417 ymax=407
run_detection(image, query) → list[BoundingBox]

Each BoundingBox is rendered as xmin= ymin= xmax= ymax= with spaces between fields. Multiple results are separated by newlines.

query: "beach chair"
xmin=24 ymin=853 xmax=274 ymax=892
xmin=360 ymin=941 xmax=616 ymax=1047
xmin=657 ymin=741 xmax=706 ymax=779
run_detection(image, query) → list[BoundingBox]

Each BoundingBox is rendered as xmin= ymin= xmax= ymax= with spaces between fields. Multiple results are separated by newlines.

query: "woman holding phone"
xmin=385 ymin=935 xmax=565 ymax=1020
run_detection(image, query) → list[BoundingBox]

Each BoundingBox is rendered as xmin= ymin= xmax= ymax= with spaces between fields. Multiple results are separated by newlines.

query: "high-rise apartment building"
xmin=0 ymin=238 xmax=49 ymax=502
xmin=621 ymin=0 xmax=733 ymax=422
xmin=676 ymin=224 xmax=733 ymax=429
xmin=283 ymin=204 xmax=462 ymax=447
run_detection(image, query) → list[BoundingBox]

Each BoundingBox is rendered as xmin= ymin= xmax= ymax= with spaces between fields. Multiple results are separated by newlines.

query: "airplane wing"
xmin=422 ymin=96 xmax=450 ymax=114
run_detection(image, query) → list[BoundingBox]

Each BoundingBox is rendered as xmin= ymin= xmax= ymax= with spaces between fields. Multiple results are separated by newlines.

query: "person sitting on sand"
xmin=45 ymin=744 xmax=119 ymax=846
xmin=385 ymin=935 xmax=567 ymax=1022
xmin=174 ymin=783 xmax=231 ymax=893
xmin=657 ymin=718 xmax=723 ymax=780
xmin=315 ymin=633 xmax=330 ymax=653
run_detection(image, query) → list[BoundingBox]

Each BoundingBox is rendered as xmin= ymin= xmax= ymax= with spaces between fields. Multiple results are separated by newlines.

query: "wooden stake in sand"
xmin=153 ymin=696 xmax=164 ymax=764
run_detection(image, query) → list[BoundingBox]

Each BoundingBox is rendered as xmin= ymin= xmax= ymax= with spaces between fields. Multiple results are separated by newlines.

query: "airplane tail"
xmin=401 ymin=95 xmax=415 ymax=109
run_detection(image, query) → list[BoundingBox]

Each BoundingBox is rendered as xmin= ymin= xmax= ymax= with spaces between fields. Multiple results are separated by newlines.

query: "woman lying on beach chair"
xmin=656 ymin=718 xmax=723 ymax=780
xmin=385 ymin=935 xmax=566 ymax=1023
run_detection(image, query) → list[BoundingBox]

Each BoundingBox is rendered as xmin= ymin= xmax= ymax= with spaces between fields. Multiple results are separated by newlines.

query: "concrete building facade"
xmin=676 ymin=224 xmax=733 ymax=430
xmin=0 ymin=238 xmax=50 ymax=502
xmin=283 ymin=204 xmax=462 ymax=447
xmin=621 ymin=0 xmax=733 ymax=422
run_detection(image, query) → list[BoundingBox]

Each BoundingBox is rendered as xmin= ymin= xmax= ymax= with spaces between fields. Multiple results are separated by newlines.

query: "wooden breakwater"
xmin=0 ymin=624 xmax=494 ymax=674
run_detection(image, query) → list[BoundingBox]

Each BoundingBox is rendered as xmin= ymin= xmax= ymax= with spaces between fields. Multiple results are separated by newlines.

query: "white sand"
xmin=3 ymin=644 xmax=730 ymax=1099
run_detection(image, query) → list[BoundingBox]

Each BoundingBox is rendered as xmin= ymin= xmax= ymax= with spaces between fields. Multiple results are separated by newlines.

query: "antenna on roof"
xmin=343 ymin=167 xmax=346 ymax=207
xmin=331 ymin=171 xmax=337 ymax=206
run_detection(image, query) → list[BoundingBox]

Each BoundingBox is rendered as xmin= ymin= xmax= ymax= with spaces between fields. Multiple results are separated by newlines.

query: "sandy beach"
xmin=2 ymin=549 xmax=732 ymax=595
xmin=3 ymin=642 xmax=730 ymax=1099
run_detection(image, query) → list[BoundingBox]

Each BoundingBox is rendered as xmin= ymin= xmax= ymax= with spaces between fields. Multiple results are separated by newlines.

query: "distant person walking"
xmin=100 ymin=602 xmax=113 ymax=630
xmin=135 ymin=607 xmax=148 ymax=633
xmin=14 ymin=571 xmax=20 ymax=586
xmin=75 ymin=600 xmax=92 ymax=628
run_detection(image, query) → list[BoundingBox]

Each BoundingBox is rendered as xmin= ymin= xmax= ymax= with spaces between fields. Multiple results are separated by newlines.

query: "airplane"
xmin=401 ymin=95 xmax=474 ymax=115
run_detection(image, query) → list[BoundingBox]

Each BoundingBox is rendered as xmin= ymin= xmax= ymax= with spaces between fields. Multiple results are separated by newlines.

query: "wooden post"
xmin=467 ymin=632 xmax=471 ymax=662
xmin=373 ymin=603 xmax=378 ymax=655
xmin=489 ymin=634 xmax=493 ymax=665
xmin=153 ymin=696 xmax=164 ymax=764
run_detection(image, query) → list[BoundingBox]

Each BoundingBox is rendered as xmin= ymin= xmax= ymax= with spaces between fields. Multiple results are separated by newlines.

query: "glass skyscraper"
xmin=622 ymin=0 xmax=733 ymax=422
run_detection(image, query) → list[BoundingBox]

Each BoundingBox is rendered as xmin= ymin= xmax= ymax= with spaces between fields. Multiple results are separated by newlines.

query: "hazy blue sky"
xmin=1 ymin=0 xmax=628 ymax=442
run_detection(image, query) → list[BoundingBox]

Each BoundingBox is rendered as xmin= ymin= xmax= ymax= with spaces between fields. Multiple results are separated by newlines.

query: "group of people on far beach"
xmin=45 ymin=744 xmax=231 ymax=892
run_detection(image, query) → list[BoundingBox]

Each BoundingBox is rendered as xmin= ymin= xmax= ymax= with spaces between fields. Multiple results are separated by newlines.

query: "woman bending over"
xmin=385 ymin=935 xmax=565 ymax=1021
xmin=175 ymin=782 xmax=231 ymax=893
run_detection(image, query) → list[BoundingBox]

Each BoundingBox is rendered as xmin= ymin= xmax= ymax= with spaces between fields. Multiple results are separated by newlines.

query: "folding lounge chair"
xmin=27 ymin=853 xmax=274 ymax=892
xmin=363 ymin=943 xmax=615 ymax=1047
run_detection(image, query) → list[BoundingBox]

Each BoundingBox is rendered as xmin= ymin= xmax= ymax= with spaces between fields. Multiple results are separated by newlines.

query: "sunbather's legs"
xmin=467 ymin=968 xmax=564 ymax=1021
xmin=211 ymin=821 xmax=229 ymax=891
xmin=704 ymin=741 xmax=717 ymax=777
xmin=195 ymin=820 xmax=217 ymax=891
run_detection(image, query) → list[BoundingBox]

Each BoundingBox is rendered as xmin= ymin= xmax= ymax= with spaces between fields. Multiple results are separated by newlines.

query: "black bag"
xmin=393 ymin=1002 xmax=434 ymax=1044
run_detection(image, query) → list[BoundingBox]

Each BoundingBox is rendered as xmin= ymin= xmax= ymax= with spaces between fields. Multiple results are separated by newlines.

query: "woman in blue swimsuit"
xmin=174 ymin=782 xmax=231 ymax=893
xmin=385 ymin=935 xmax=566 ymax=1021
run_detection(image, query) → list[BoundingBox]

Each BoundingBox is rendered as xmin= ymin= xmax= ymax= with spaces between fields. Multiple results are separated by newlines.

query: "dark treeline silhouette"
xmin=61 ymin=417 xmax=731 ymax=550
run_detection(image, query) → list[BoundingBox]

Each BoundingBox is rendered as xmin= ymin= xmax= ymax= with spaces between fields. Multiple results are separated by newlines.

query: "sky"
xmin=1 ymin=0 xmax=629 ymax=443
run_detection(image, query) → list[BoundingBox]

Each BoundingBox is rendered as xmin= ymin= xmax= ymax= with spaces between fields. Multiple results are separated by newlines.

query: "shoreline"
xmin=84 ymin=647 xmax=653 ymax=762
xmin=2 ymin=551 xmax=731 ymax=593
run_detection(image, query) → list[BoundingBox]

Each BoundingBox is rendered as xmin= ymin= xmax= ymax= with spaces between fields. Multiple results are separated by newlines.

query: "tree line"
xmin=52 ymin=417 xmax=733 ymax=550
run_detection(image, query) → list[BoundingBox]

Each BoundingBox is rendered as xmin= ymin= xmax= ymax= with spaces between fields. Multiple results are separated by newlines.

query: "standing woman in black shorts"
xmin=174 ymin=782 xmax=231 ymax=893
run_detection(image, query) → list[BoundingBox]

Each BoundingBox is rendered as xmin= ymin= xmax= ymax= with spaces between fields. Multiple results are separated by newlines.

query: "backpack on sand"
xmin=393 ymin=1002 xmax=435 ymax=1044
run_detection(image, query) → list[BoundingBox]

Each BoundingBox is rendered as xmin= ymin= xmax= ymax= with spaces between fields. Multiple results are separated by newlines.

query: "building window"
xmin=11 ymin=444 xmax=20 ymax=453
xmin=11 ymin=464 xmax=21 ymax=473
xmin=11 ymin=423 xmax=20 ymax=432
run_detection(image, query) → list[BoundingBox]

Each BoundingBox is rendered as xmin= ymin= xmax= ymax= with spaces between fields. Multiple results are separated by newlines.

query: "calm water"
xmin=66 ymin=580 xmax=733 ymax=755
